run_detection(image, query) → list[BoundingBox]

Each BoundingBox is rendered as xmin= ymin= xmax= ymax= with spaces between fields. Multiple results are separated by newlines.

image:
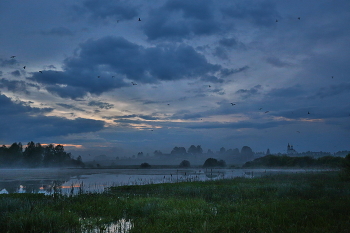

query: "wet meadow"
xmin=1 ymin=170 xmax=350 ymax=232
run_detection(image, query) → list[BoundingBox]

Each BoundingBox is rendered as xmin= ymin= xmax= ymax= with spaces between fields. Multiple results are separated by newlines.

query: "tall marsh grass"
xmin=1 ymin=171 xmax=350 ymax=232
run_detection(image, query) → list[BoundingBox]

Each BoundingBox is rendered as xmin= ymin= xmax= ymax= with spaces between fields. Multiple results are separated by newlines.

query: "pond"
xmin=0 ymin=167 xmax=327 ymax=195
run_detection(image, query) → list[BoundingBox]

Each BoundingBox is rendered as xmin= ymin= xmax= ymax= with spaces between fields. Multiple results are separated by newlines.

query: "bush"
xmin=179 ymin=160 xmax=191 ymax=168
xmin=140 ymin=162 xmax=151 ymax=168
xmin=203 ymin=158 xmax=226 ymax=167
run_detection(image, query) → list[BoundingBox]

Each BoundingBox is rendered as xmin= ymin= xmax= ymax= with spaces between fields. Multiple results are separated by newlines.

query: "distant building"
xmin=287 ymin=143 xmax=298 ymax=155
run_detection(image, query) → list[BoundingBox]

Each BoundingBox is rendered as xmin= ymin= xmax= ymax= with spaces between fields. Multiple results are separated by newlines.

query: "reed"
xmin=0 ymin=171 xmax=349 ymax=232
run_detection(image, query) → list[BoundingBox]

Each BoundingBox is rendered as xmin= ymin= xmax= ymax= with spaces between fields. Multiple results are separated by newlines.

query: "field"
xmin=1 ymin=171 xmax=350 ymax=232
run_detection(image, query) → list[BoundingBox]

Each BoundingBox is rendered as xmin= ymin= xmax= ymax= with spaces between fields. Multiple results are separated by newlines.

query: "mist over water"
xmin=0 ymin=168 xmax=328 ymax=195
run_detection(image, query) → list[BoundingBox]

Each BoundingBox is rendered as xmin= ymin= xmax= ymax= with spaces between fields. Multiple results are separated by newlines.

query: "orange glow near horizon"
xmin=41 ymin=143 xmax=83 ymax=148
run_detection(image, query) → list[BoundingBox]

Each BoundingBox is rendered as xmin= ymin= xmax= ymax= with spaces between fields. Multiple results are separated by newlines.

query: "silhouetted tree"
xmin=241 ymin=146 xmax=254 ymax=161
xmin=203 ymin=158 xmax=218 ymax=167
xmin=140 ymin=162 xmax=151 ymax=168
xmin=171 ymin=147 xmax=187 ymax=155
xmin=154 ymin=150 xmax=163 ymax=156
xmin=23 ymin=141 xmax=43 ymax=167
xmin=5 ymin=142 xmax=23 ymax=166
xmin=217 ymin=159 xmax=226 ymax=167
xmin=179 ymin=160 xmax=191 ymax=167
xmin=220 ymin=147 xmax=226 ymax=154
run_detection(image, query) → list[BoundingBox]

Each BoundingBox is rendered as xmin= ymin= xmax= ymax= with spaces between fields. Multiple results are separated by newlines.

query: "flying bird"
xmin=276 ymin=19 xmax=278 ymax=22
xmin=138 ymin=18 xmax=141 ymax=21
xmin=332 ymin=76 xmax=334 ymax=79
xmin=265 ymin=111 xmax=269 ymax=113
xmin=308 ymin=111 xmax=310 ymax=114
xmin=259 ymin=108 xmax=263 ymax=110
xmin=298 ymin=17 xmax=300 ymax=20
xmin=230 ymin=103 xmax=236 ymax=106
xmin=10 ymin=56 xmax=16 ymax=58
xmin=131 ymin=82 xmax=137 ymax=85
xmin=39 ymin=71 xmax=43 ymax=73
xmin=209 ymin=85 xmax=211 ymax=87
xmin=23 ymin=66 xmax=26 ymax=69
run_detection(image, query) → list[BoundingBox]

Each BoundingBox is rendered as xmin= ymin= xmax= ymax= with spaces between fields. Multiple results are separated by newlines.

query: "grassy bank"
xmin=1 ymin=171 xmax=350 ymax=232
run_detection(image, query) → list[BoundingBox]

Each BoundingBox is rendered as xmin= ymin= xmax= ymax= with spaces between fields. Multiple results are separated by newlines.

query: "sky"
xmin=0 ymin=0 xmax=349 ymax=159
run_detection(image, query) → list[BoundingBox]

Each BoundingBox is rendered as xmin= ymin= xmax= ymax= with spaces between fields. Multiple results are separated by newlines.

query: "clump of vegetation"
xmin=179 ymin=160 xmax=190 ymax=168
xmin=0 ymin=141 xmax=84 ymax=168
xmin=140 ymin=162 xmax=151 ymax=168
xmin=340 ymin=154 xmax=350 ymax=180
xmin=203 ymin=158 xmax=226 ymax=167
xmin=243 ymin=154 xmax=345 ymax=168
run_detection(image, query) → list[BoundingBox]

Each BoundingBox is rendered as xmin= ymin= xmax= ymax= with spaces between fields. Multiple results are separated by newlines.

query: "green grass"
xmin=1 ymin=171 xmax=350 ymax=232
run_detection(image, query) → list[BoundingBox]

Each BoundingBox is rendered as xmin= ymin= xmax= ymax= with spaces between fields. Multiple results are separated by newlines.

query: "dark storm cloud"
xmin=220 ymin=66 xmax=249 ymax=77
xmin=0 ymin=58 xmax=18 ymax=67
xmin=187 ymin=120 xmax=292 ymax=130
xmin=0 ymin=93 xmax=52 ymax=115
xmin=170 ymin=110 xmax=202 ymax=120
xmin=200 ymin=75 xmax=224 ymax=83
xmin=268 ymin=85 xmax=305 ymax=98
xmin=105 ymin=114 xmax=160 ymax=121
xmin=0 ymin=78 xmax=30 ymax=94
xmin=266 ymin=57 xmax=290 ymax=68
xmin=56 ymin=103 xmax=86 ymax=112
xmin=29 ymin=36 xmax=221 ymax=98
xmin=143 ymin=0 xmax=221 ymax=41
xmin=236 ymin=85 xmax=262 ymax=98
xmin=221 ymin=0 xmax=280 ymax=27
xmin=88 ymin=100 xmax=114 ymax=109
xmin=40 ymin=27 xmax=74 ymax=36
xmin=73 ymin=0 xmax=139 ymax=21
xmin=0 ymin=93 xmax=105 ymax=141
xmin=10 ymin=70 xmax=21 ymax=77
xmin=313 ymin=83 xmax=350 ymax=99
xmin=219 ymin=37 xmax=239 ymax=48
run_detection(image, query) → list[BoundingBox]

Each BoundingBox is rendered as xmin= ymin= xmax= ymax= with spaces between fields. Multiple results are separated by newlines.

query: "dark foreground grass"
xmin=1 ymin=171 xmax=350 ymax=232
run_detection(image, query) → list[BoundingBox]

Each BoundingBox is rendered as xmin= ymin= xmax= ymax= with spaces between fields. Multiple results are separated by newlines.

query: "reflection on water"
xmin=0 ymin=168 xmax=327 ymax=195
xmin=80 ymin=218 xmax=133 ymax=233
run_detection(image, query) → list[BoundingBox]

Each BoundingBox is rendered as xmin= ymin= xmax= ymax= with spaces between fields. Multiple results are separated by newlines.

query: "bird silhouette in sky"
xmin=230 ymin=103 xmax=236 ymax=106
xmin=209 ymin=85 xmax=211 ymax=87
xmin=131 ymin=82 xmax=137 ymax=85
xmin=276 ymin=19 xmax=278 ymax=22
xmin=138 ymin=18 xmax=141 ymax=21
xmin=10 ymin=56 xmax=16 ymax=58
xmin=332 ymin=76 xmax=334 ymax=79
xmin=298 ymin=17 xmax=300 ymax=20
xmin=265 ymin=111 xmax=269 ymax=113
xmin=259 ymin=108 xmax=263 ymax=110
xmin=308 ymin=111 xmax=310 ymax=114
xmin=23 ymin=66 xmax=26 ymax=69
xmin=39 ymin=71 xmax=43 ymax=73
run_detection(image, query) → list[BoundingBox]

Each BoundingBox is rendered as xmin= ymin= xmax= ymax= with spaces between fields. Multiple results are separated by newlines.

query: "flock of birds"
xmin=6 ymin=15 xmax=346 ymax=136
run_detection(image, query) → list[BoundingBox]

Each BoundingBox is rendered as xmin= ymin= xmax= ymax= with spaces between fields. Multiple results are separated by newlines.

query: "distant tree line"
xmin=0 ymin=141 xmax=84 ymax=168
xmin=155 ymin=145 xmax=254 ymax=158
xmin=243 ymin=154 xmax=345 ymax=168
